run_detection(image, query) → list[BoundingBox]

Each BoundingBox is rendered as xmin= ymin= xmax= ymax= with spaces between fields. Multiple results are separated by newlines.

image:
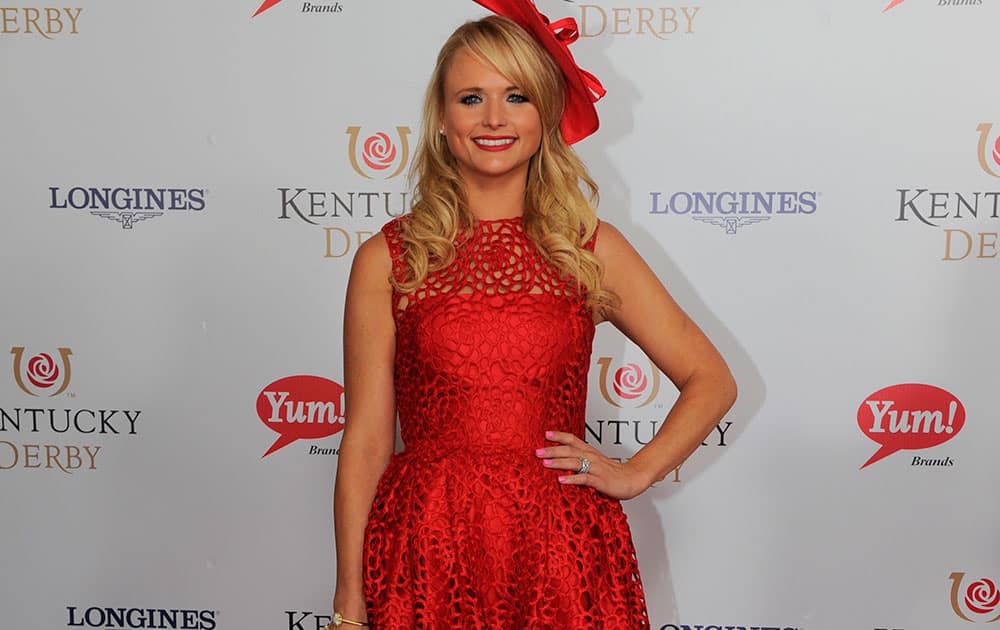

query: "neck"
xmin=459 ymin=164 xmax=529 ymax=221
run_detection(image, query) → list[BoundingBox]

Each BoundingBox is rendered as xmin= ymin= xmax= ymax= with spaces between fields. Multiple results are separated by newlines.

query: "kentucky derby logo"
xmin=596 ymin=357 xmax=660 ymax=408
xmin=346 ymin=126 xmax=411 ymax=180
xmin=976 ymin=123 xmax=1000 ymax=178
xmin=950 ymin=572 xmax=1000 ymax=623
xmin=10 ymin=346 xmax=73 ymax=397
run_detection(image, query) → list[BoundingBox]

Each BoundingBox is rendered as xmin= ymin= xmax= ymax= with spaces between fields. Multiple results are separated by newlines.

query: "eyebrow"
xmin=453 ymin=85 xmax=522 ymax=96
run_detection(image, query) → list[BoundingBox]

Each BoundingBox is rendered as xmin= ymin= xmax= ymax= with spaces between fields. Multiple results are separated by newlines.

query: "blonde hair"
xmin=396 ymin=15 xmax=616 ymax=313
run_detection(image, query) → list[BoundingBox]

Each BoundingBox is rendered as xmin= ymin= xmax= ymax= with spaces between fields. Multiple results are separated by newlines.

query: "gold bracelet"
xmin=325 ymin=611 xmax=369 ymax=628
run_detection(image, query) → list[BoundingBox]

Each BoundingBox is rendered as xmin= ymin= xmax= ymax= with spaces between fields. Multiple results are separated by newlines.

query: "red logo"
xmin=596 ymin=357 xmax=660 ymax=408
xmin=10 ymin=346 xmax=73 ymax=397
xmin=252 ymin=0 xmax=283 ymax=16
xmin=976 ymin=123 xmax=1000 ymax=177
xmin=883 ymin=0 xmax=909 ymax=10
xmin=950 ymin=572 xmax=1000 ymax=623
xmin=256 ymin=375 xmax=345 ymax=457
xmin=613 ymin=363 xmax=648 ymax=400
xmin=362 ymin=132 xmax=397 ymax=171
xmin=346 ymin=126 xmax=411 ymax=180
xmin=857 ymin=383 xmax=964 ymax=468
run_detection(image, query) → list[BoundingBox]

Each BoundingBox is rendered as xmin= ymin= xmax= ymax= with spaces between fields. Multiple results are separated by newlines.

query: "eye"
xmin=507 ymin=93 xmax=529 ymax=103
xmin=460 ymin=94 xmax=482 ymax=105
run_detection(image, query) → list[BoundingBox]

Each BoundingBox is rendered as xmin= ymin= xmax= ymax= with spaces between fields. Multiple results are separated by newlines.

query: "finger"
xmin=544 ymin=430 xmax=587 ymax=447
xmin=542 ymin=457 xmax=592 ymax=472
xmin=536 ymin=445 xmax=584 ymax=459
xmin=557 ymin=473 xmax=593 ymax=486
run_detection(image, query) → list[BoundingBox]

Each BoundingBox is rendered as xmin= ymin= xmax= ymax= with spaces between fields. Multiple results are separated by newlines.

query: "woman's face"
xmin=440 ymin=48 xmax=543 ymax=187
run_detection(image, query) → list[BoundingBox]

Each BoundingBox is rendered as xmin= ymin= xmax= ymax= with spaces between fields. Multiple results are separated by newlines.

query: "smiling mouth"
xmin=473 ymin=137 xmax=516 ymax=148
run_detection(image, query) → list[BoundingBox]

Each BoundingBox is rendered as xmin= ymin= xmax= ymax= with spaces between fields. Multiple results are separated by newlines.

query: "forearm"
xmin=627 ymin=369 xmax=737 ymax=487
xmin=333 ymin=428 xmax=393 ymax=595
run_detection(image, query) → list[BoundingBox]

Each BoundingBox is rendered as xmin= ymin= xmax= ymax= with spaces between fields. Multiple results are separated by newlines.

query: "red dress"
xmin=363 ymin=215 xmax=650 ymax=629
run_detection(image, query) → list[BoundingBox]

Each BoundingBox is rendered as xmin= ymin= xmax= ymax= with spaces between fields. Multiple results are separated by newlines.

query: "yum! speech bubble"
xmin=857 ymin=383 xmax=965 ymax=469
xmin=256 ymin=375 xmax=345 ymax=457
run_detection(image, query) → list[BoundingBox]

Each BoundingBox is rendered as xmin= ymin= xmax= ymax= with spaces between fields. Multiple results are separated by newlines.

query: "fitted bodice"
xmin=381 ymin=215 xmax=597 ymax=455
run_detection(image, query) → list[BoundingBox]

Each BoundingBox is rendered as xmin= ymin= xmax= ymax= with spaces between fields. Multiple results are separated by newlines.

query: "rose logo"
xmin=345 ymin=126 xmax=411 ymax=180
xmin=976 ymin=123 xmax=1000 ymax=177
xmin=362 ymin=133 xmax=397 ymax=171
xmin=10 ymin=346 xmax=74 ymax=397
xmin=596 ymin=356 xmax=661 ymax=408
xmin=26 ymin=352 xmax=59 ymax=389
xmin=967 ymin=579 xmax=1000 ymax=615
xmin=949 ymin=572 xmax=1000 ymax=622
xmin=613 ymin=363 xmax=648 ymax=400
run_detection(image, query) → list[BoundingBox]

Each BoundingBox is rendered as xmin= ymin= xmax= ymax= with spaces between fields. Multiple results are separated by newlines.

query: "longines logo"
xmin=649 ymin=190 xmax=818 ymax=235
xmin=0 ymin=7 xmax=81 ymax=38
xmin=884 ymin=0 xmax=982 ymax=11
xmin=275 ymin=124 xmax=412 ymax=260
xmin=48 ymin=186 xmax=207 ymax=230
xmin=2 ymin=345 xmax=144 ymax=474
xmin=949 ymin=572 xmax=1000 ymax=623
xmin=66 ymin=606 xmax=217 ymax=629
xmin=892 ymin=123 xmax=1000 ymax=262
xmin=572 ymin=4 xmax=701 ymax=39
xmin=252 ymin=0 xmax=343 ymax=17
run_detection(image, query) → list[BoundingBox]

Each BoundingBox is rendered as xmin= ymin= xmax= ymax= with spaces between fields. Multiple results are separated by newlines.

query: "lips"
xmin=473 ymin=135 xmax=516 ymax=151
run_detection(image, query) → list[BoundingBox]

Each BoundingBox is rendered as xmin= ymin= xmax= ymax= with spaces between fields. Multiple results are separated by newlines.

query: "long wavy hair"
xmin=396 ymin=15 xmax=616 ymax=313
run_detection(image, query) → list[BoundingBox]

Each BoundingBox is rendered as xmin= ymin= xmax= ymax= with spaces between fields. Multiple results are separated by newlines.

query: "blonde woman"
xmin=331 ymin=2 xmax=736 ymax=628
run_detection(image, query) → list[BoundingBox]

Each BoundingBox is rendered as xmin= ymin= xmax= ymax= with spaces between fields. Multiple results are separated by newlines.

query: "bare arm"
xmin=333 ymin=233 xmax=397 ymax=620
xmin=539 ymin=222 xmax=737 ymax=497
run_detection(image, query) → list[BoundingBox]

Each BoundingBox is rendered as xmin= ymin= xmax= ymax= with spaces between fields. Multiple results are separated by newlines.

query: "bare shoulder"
xmin=349 ymin=232 xmax=392 ymax=288
xmin=593 ymin=220 xmax=651 ymax=285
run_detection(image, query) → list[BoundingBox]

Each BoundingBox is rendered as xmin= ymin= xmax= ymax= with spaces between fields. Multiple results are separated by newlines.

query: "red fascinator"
xmin=471 ymin=0 xmax=606 ymax=144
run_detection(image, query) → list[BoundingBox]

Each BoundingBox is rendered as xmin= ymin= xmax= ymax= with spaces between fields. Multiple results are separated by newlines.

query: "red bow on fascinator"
xmin=472 ymin=0 xmax=606 ymax=144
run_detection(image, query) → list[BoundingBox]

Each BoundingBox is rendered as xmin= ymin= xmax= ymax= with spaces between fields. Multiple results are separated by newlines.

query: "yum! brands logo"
xmin=949 ymin=573 xmax=1000 ymax=623
xmin=884 ymin=0 xmax=982 ymax=10
xmin=256 ymin=375 xmax=345 ymax=457
xmin=11 ymin=346 xmax=72 ymax=397
xmin=857 ymin=383 xmax=965 ymax=469
xmin=252 ymin=0 xmax=343 ymax=17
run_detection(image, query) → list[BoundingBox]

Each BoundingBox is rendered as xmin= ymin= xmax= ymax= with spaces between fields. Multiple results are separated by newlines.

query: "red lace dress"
xmin=362 ymin=215 xmax=649 ymax=629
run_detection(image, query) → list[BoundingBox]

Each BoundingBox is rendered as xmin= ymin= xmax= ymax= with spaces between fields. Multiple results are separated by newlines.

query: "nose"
xmin=483 ymin=98 xmax=506 ymax=129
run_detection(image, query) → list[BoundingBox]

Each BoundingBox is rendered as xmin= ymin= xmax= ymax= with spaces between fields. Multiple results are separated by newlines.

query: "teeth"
xmin=475 ymin=138 xmax=515 ymax=146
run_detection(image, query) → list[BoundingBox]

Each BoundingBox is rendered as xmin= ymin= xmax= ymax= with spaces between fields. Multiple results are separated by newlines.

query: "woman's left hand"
xmin=536 ymin=430 xmax=653 ymax=500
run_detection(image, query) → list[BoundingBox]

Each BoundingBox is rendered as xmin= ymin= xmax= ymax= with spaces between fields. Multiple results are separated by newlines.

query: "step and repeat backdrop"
xmin=2 ymin=1 xmax=998 ymax=629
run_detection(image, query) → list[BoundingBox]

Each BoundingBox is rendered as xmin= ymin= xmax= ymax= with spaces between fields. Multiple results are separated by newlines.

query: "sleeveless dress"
xmin=362 ymin=214 xmax=650 ymax=629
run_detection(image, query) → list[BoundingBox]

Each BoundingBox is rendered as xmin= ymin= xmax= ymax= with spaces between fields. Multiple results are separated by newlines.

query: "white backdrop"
xmin=2 ymin=1 xmax=998 ymax=629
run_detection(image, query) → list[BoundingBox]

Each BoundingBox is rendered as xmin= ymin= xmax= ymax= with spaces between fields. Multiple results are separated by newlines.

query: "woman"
xmin=331 ymin=3 xmax=736 ymax=628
